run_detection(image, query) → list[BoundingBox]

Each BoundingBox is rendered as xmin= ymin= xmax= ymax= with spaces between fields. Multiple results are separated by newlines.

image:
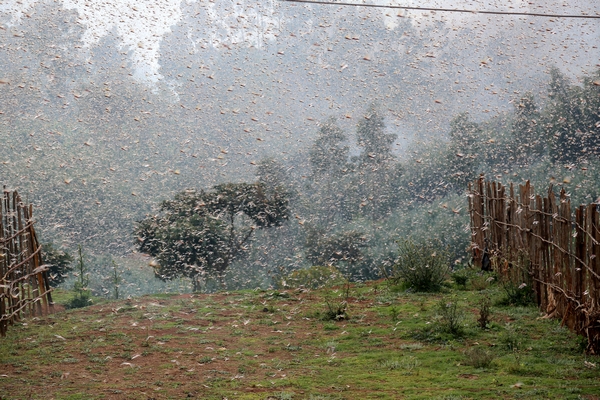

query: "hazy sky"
xmin=2 ymin=0 xmax=598 ymax=85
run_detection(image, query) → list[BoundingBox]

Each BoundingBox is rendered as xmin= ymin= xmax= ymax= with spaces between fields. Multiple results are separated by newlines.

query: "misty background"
xmin=1 ymin=0 xmax=599 ymax=296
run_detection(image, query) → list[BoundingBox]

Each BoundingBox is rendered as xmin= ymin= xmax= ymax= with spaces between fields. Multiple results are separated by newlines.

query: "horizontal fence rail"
xmin=468 ymin=177 xmax=600 ymax=353
xmin=0 ymin=188 xmax=53 ymax=336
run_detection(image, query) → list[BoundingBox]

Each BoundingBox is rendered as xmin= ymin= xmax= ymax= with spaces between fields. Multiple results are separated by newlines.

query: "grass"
xmin=0 ymin=280 xmax=598 ymax=399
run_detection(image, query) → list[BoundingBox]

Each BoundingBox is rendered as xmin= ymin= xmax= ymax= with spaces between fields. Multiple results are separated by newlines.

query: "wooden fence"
xmin=468 ymin=177 xmax=600 ymax=353
xmin=0 ymin=188 xmax=53 ymax=336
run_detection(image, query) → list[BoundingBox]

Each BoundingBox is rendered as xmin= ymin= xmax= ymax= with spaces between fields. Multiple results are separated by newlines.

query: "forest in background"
xmin=1 ymin=1 xmax=599 ymax=296
xmin=3 ymin=65 xmax=599 ymax=296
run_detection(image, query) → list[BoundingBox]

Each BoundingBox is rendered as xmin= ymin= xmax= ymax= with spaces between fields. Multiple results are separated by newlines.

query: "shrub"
xmin=499 ymin=281 xmax=535 ymax=306
xmin=277 ymin=265 xmax=346 ymax=289
xmin=470 ymin=273 xmax=493 ymax=291
xmin=321 ymin=281 xmax=351 ymax=321
xmin=322 ymin=300 xmax=348 ymax=321
xmin=477 ymin=295 xmax=492 ymax=329
xmin=65 ymin=292 xmax=92 ymax=310
xmin=41 ymin=243 xmax=74 ymax=287
xmin=66 ymin=245 xmax=92 ymax=310
xmin=500 ymin=323 xmax=521 ymax=351
xmin=388 ymin=239 xmax=451 ymax=292
xmin=436 ymin=297 xmax=464 ymax=336
xmin=464 ymin=347 xmax=495 ymax=369
xmin=452 ymin=271 xmax=469 ymax=289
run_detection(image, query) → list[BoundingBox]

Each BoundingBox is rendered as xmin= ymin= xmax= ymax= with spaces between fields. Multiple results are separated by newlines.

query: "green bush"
xmin=65 ymin=290 xmax=92 ymax=310
xmin=452 ymin=271 xmax=469 ymax=288
xmin=464 ymin=347 xmax=495 ymax=369
xmin=499 ymin=281 xmax=535 ymax=307
xmin=477 ymin=295 xmax=492 ymax=329
xmin=436 ymin=297 xmax=464 ymax=336
xmin=388 ymin=239 xmax=451 ymax=292
xmin=66 ymin=245 xmax=92 ymax=310
xmin=277 ymin=265 xmax=346 ymax=289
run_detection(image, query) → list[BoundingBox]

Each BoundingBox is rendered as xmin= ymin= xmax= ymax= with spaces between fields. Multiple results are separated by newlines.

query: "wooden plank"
xmin=0 ymin=187 xmax=6 ymax=336
xmin=574 ymin=206 xmax=586 ymax=335
xmin=592 ymin=205 xmax=600 ymax=310
xmin=469 ymin=179 xmax=485 ymax=269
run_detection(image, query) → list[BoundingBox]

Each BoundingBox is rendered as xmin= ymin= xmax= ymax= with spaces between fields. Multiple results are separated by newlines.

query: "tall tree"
xmin=510 ymin=92 xmax=543 ymax=165
xmin=256 ymin=157 xmax=296 ymax=202
xmin=578 ymin=69 xmax=600 ymax=158
xmin=356 ymin=106 xmax=397 ymax=167
xmin=355 ymin=106 xmax=402 ymax=219
xmin=307 ymin=118 xmax=353 ymax=223
xmin=545 ymin=67 xmax=588 ymax=163
xmin=309 ymin=118 xmax=349 ymax=178
xmin=135 ymin=182 xmax=290 ymax=291
xmin=446 ymin=112 xmax=482 ymax=190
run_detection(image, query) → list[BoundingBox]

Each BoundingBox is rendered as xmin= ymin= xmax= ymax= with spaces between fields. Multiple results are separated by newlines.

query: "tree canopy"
xmin=135 ymin=182 xmax=290 ymax=290
xmin=41 ymin=243 xmax=74 ymax=287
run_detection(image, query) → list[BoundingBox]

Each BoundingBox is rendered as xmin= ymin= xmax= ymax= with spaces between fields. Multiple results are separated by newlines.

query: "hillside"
xmin=1 ymin=278 xmax=599 ymax=399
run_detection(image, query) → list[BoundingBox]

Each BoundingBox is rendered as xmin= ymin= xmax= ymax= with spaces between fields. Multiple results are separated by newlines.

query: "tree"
xmin=304 ymin=226 xmax=367 ymax=270
xmin=510 ymin=92 xmax=543 ymax=165
xmin=307 ymin=118 xmax=353 ymax=222
xmin=256 ymin=157 xmax=296 ymax=202
xmin=110 ymin=260 xmax=122 ymax=300
xmin=445 ymin=113 xmax=482 ymax=190
xmin=577 ymin=69 xmax=600 ymax=158
xmin=309 ymin=117 xmax=349 ymax=178
xmin=355 ymin=106 xmax=402 ymax=219
xmin=545 ymin=67 xmax=589 ymax=163
xmin=41 ymin=243 xmax=74 ymax=287
xmin=134 ymin=182 xmax=290 ymax=291
xmin=66 ymin=245 xmax=92 ymax=309
xmin=356 ymin=106 xmax=397 ymax=167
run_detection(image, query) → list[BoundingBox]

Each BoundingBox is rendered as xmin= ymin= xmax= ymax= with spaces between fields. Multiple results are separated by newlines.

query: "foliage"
xmin=321 ymin=282 xmax=351 ymax=321
xmin=304 ymin=227 xmax=367 ymax=270
xmin=477 ymin=295 xmax=492 ymax=329
xmin=436 ymin=297 xmax=464 ymax=336
xmin=445 ymin=113 xmax=482 ymax=190
xmin=387 ymin=239 xmax=451 ymax=292
xmin=498 ymin=280 xmax=535 ymax=307
xmin=111 ymin=259 xmax=122 ymax=300
xmin=356 ymin=105 xmax=397 ymax=167
xmin=135 ymin=182 xmax=290 ymax=290
xmin=500 ymin=323 xmax=522 ymax=351
xmin=545 ymin=67 xmax=600 ymax=163
xmin=66 ymin=245 xmax=92 ymax=309
xmin=306 ymin=117 xmax=354 ymax=223
xmin=256 ymin=158 xmax=297 ymax=203
xmin=309 ymin=117 xmax=349 ymax=178
xmin=354 ymin=106 xmax=404 ymax=220
xmin=41 ymin=243 xmax=74 ymax=287
xmin=510 ymin=92 xmax=544 ymax=165
xmin=464 ymin=347 xmax=496 ymax=369
xmin=276 ymin=265 xmax=346 ymax=290
xmin=452 ymin=271 xmax=469 ymax=289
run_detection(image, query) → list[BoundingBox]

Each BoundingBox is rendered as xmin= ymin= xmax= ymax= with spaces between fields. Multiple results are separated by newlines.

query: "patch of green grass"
xmin=0 ymin=281 xmax=599 ymax=400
